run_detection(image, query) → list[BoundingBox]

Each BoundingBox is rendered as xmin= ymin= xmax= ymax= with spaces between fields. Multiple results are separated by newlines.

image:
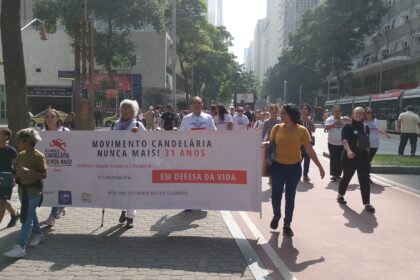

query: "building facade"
xmin=207 ymin=0 xmax=223 ymax=26
xmin=346 ymin=0 xmax=420 ymax=96
xmin=0 ymin=1 xmax=180 ymax=123
xmin=248 ymin=0 xmax=320 ymax=87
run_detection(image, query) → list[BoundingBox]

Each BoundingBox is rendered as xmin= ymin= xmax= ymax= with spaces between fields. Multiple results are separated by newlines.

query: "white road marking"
xmin=221 ymin=211 xmax=272 ymax=280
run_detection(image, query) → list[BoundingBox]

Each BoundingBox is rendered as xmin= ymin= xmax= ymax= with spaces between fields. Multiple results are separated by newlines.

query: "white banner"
xmin=37 ymin=130 xmax=262 ymax=211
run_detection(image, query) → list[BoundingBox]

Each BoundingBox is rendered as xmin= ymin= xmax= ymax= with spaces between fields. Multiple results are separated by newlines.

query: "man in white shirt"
xmin=397 ymin=105 xmax=420 ymax=156
xmin=232 ymin=107 xmax=250 ymax=130
xmin=325 ymin=105 xmax=350 ymax=181
xmin=180 ymin=96 xmax=217 ymax=131
xmin=179 ymin=96 xmax=216 ymax=212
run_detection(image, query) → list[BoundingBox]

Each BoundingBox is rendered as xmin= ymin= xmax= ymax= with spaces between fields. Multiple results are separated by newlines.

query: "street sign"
xmin=105 ymin=89 xmax=118 ymax=99
xmin=58 ymin=71 xmax=75 ymax=80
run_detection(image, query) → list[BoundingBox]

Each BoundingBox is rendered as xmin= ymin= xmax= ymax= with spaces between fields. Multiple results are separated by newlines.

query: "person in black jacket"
xmin=336 ymin=107 xmax=375 ymax=213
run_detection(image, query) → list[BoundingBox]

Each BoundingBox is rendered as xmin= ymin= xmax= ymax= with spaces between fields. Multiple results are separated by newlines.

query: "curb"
xmin=322 ymin=152 xmax=420 ymax=175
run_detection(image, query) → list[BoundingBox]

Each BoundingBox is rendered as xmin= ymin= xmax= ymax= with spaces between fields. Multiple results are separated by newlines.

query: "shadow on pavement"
xmin=268 ymin=232 xmax=325 ymax=272
xmin=150 ymin=210 xmax=208 ymax=237
xmin=339 ymin=204 xmax=378 ymax=233
xmin=326 ymin=182 xmax=360 ymax=192
xmin=0 ymin=234 xmax=251 ymax=274
xmin=297 ymin=181 xmax=314 ymax=192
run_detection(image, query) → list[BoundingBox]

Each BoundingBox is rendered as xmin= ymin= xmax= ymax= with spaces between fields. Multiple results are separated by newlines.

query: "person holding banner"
xmin=180 ymin=96 xmax=217 ymax=132
xmin=269 ymin=104 xmax=325 ymax=237
xmin=180 ymin=96 xmax=216 ymax=212
xmin=43 ymin=108 xmax=70 ymax=227
xmin=111 ymin=99 xmax=146 ymax=229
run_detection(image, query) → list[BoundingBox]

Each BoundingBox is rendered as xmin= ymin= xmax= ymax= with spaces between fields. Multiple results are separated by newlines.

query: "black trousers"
xmin=328 ymin=144 xmax=343 ymax=177
xmin=369 ymin=147 xmax=378 ymax=162
xmin=398 ymin=133 xmax=418 ymax=155
xmin=338 ymin=151 xmax=371 ymax=205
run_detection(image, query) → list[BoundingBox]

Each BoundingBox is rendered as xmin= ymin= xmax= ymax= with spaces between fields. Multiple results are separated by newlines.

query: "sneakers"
xmin=330 ymin=176 xmax=338 ymax=182
xmin=45 ymin=215 xmax=56 ymax=227
xmin=3 ymin=245 xmax=26 ymax=258
xmin=303 ymin=175 xmax=310 ymax=182
xmin=283 ymin=226 xmax=294 ymax=237
xmin=125 ymin=218 xmax=133 ymax=229
xmin=337 ymin=196 xmax=347 ymax=205
xmin=119 ymin=211 xmax=127 ymax=223
xmin=29 ymin=234 xmax=44 ymax=247
xmin=364 ymin=204 xmax=376 ymax=213
xmin=270 ymin=216 xmax=280 ymax=230
xmin=7 ymin=212 xmax=20 ymax=228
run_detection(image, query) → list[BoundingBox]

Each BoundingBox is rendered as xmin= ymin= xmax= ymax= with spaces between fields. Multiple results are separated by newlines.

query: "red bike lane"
xmin=231 ymin=156 xmax=420 ymax=280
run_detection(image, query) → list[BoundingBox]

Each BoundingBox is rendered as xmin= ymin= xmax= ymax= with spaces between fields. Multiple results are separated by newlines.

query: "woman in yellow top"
xmin=269 ymin=104 xmax=325 ymax=236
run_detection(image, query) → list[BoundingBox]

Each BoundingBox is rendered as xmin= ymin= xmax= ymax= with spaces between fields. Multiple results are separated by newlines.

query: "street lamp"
xmin=21 ymin=18 xmax=47 ymax=40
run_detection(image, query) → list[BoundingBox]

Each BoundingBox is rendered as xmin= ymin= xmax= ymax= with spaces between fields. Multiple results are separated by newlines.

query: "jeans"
xmin=270 ymin=161 xmax=302 ymax=226
xmin=398 ymin=133 xmax=418 ymax=155
xmin=50 ymin=206 xmax=64 ymax=218
xmin=18 ymin=194 xmax=42 ymax=248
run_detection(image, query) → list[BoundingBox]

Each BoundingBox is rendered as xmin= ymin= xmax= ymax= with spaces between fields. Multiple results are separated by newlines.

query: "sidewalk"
xmin=0 ymin=204 xmax=254 ymax=279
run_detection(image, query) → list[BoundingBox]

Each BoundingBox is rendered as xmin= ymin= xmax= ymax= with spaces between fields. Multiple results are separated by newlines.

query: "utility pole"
xmin=171 ymin=0 xmax=177 ymax=112
xmin=283 ymin=81 xmax=287 ymax=105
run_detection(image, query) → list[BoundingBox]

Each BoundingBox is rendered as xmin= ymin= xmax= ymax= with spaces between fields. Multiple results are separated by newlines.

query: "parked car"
xmin=30 ymin=109 xmax=68 ymax=127
xmin=102 ymin=113 xmax=120 ymax=127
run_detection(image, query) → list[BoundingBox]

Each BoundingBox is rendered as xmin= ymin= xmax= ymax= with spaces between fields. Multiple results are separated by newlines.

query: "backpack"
xmin=356 ymin=125 xmax=370 ymax=150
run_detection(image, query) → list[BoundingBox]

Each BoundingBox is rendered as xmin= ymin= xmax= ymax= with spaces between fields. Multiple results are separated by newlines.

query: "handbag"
xmin=262 ymin=145 xmax=270 ymax=177
xmin=261 ymin=125 xmax=280 ymax=177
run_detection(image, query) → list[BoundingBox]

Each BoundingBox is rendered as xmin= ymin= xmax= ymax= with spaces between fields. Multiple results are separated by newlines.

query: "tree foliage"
xmin=35 ymin=0 xmax=164 ymax=83
xmin=263 ymin=0 xmax=388 ymax=101
xmin=163 ymin=0 xmax=256 ymax=106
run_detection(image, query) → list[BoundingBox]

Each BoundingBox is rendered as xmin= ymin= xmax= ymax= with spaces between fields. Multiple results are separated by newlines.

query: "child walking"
xmin=3 ymin=128 xmax=47 ymax=258
xmin=0 ymin=128 xmax=19 ymax=228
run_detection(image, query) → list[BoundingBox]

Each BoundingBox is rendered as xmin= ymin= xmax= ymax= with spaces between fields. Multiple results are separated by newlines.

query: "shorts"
xmin=0 ymin=186 xmax=13 ymax=200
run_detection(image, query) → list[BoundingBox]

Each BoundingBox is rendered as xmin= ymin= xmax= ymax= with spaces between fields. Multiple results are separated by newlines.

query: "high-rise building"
xmin=345 ymin=0 xmax=420 ymax=96
xmin=207 ymin=0 xmax=223 ymax=26
xmin=249 ymin=0 xmax=320 ymax=85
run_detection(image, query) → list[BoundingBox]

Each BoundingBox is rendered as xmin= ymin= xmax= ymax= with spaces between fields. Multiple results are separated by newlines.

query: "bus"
xmin=323 ymin=88 xmax=420 ymax=131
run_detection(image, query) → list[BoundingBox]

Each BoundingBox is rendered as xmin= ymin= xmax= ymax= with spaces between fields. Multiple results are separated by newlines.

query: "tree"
xmin=289 ymin=0 xmax=387 ymax=97
xmin=164 ymin=0 xmax=210 ymax=103
xmin=1 ymin=0 xmax=29 ymax=142
xmin=89 ymin=0 xmax=163 ymax=83
xmin=261 ymin=49 xmax=321 ymax=105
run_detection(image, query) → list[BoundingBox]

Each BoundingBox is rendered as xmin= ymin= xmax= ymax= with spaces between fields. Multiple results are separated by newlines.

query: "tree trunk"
xmin=1 ymin=0 xmax=29 ymax=144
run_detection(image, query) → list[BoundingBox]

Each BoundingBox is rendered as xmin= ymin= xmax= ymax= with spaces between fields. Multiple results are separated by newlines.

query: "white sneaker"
xmin=46 ymin=215 xmax=55 ymax=226
xmin=29 ymin=234 xmax=44 ymax=247
xmin=3 ymin=244 xmax=26 ymax=258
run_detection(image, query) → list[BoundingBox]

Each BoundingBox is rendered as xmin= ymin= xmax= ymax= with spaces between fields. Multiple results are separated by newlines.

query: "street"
xmin=0 ymin=127 xmax=419 ymax=280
